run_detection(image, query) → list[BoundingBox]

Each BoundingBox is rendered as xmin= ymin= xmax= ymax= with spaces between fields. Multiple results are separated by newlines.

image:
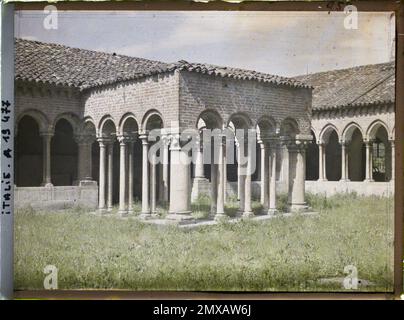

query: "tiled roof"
xmin=15 ymin=38 xmax=308 ymax=90
xmin=295 ymin=62 xmax=395 ymax=110
xmin=173 ymin=60 xmax=309 ymax=88
xmin=15 ymin=38 xmax=170 ymax=90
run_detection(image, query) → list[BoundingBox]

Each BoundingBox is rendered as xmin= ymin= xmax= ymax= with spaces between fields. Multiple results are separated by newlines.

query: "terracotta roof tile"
xmin=295 ymin=62 xmax=395 ymax=110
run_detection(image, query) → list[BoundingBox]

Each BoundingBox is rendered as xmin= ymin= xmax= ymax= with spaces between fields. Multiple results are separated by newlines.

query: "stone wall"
xmin=14 ymin=185 xmax=98 ymax=210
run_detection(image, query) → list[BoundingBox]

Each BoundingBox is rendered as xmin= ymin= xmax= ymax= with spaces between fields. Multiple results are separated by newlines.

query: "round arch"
xmin=141 ymin=109 xmax=164 ymax=132
xmin=16 ymin=109 xmax=50 ymax=135
xmin=118 ymin=113 xmax=140 ymax=136
xmin=197 ymin=109 xmax=223 ymax=129
xmin=52 ymin=113 xmax=80 ymax=136
xmin=99 ymin=115 xmax=117 ymax=138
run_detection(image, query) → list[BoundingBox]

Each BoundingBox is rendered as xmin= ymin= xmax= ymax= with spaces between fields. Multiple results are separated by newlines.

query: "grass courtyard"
xmin=14 ymin=193 xmax=394 ymax=292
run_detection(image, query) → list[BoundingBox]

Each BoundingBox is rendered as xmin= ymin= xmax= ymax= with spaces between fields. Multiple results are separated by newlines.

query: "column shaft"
xmin=288 ymin=142 xmax=308 ymax=212
xmin=98 ymin=139 xmax=106 ymax=212
xmin=243 ymin=142 xmax=253 ymax=217
xmin=167 ymin=135 xmax=192 ymax=219
xmin=391 ymin=140 xmax=395 ymax=181
xmin=150 ymin=150 xmax=157 ymax=215
xmin=215 ymin=139 xmax=226 ymax=220
xmin=365 ymin=142 xmax=374 ymax=181
xmin=140 ymin=136 xmax=150 ymax=216
xmin=260 ymin=142 xmax=269 ymax=208
xmin=106 ymin=142 xmax=114 ymax=211
xmin=318 ymin=143 xmax=326 ymax=181
xmin=118 ymin=138 xmax=127 ymax=215
xmin=268 ymin=145 xmax=277 ymax=214
xmin=41 ymin=133 xmax=53 ymax=186
xmin=127 ymin=142 xmax=134 ymax=212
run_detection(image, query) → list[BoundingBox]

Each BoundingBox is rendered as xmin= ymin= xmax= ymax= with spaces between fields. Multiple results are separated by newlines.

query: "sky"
xmin=14 ymin=10 xmax=395 ymax=77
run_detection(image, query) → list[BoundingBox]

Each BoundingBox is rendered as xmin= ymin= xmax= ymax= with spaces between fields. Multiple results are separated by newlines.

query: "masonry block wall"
xmin=83 ymin=72 xmax=180 ymax=132
xmin=178 ymin=71 xmax=312 ymax=134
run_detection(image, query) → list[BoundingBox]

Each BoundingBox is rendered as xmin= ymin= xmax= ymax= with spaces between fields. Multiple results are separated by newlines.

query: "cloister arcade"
xmin=15 ymin=107 xmax=313 ymax=220
xmin=306 ymin=121 xmax=394 ymax=183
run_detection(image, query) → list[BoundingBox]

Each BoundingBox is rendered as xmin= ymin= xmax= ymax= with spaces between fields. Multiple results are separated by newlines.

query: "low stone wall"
xmin=14 ymin=185 xmax=98 ymax=210
xmin=305 ymin=180 xmax=394 ymax=197
xmin=192 ymin=179 xmax=394 ymax=201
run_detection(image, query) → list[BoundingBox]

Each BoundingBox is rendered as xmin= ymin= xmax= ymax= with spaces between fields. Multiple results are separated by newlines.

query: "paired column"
xmin=215 ymin=136 xmax=226 ymax=221
xmin=318 ymin=143 xmax=327 ymax=181
xmin=106 ymin=140 xmax=114 ymax=211
xmin=127 ymin=140 xmax=135 ymax=213
xmin=243 ymin=140 xmax=254 ymax=217
xmin=259 ymin=140 xmax=269 ymax=209
xmin=97 ymin=138 xmax=107 ymax=212
xmin=268 ymin=142 xmax=278 ymax=215
xmin=287 ymin=140 xmax=308 ymax=212
xmin=161 ymin=135 xmax=170 ymax=203
xmin=365 ymin=141 xmax=374 ymax=182
xmin=150 ymin=147 xmax=158 ymax=215
xmin=167 ymin=134 xmax=192 ymax=220
xmin=139 ymin=134 xmax=150 ymax=218
xmin=340 ymin=141 xmax=349 ymax=181
xmin=118 ymin=136 xmax=128 ymax=216
xmin=40 ymin=132 xmax=53 ymax=187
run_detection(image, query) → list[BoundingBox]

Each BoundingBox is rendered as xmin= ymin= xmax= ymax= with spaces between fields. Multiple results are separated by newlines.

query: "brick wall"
xmin=178 ymin=70 xmax=312 ymax=134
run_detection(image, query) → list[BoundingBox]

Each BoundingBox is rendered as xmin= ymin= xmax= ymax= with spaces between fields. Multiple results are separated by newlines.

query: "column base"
xmin=118 ymin=209 xmax=128 ymax=216
xmin=41 ymin=182 xmax=53 ymax=187
xmin=288 ymin=203 xmax=309 ymax=213
xmin=191 ymin=177 xmax=210 ymax=202
xmin=364 ymin=179 xmax=374 ymax=182
xmin=74 ymin=180 xmax=97 ymax=187
xmin=339 ymin=179 xmax=350 ymax=182
xmin=267 ymin=208 xmax=278 ymax=215
xmin=98 ymin=208 xmax=107 ymax=214
xmin=139 ymin=212 xmax=152 ymax=220
xmin=166 ymin=212 xmax=193 ymax=221
xmin=214 ymin=213 xmax=229 ymax=222
xmin=242 ymin=211 xmax=254 ymax=218
xmin=107 ymin=207 xmax=113 ymax=212
xmin=317 ymin=178 xmax=328 ymax=182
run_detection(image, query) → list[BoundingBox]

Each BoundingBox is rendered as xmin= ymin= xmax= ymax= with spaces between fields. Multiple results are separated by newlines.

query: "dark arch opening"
xmin=348 ymin=128 xmax=365 ymax=181
xmin=51 ymin=119 xmax=78 ymax=186
xmin=16 ymin=115 xmax=43 ymax=186
xmin=306 ymin=130 xmax=319 ymax=181
xmin=372 ymin=126 xmax=391 ymax=182
xmin=325 ymin=130 xmax=341 ymax=181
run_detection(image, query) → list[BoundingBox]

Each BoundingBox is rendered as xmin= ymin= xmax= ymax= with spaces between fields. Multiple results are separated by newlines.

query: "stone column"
xmin=340 ymin=142 xmax=349 ymax=181
xmin=97 ymin=138 xmax=107 ymax=212
xmin=191 ymin=135 xmax=209 ymax=202
xmin=390 ymin=140 xmax=395 ymax=181
xmin=75 ymin=135 xmax=95 ymax=185
xmin=243 ymin=141 xmax=254 ymax=217
xmin=139 ymin=134 xmax=150 ymax=218
xmin=318 ymin=143 xmax=327 ymax=181
xmin=259 ymin=140 xmax=269 ymax=208
xmin=215 ymin=136 xmax=226 ymax=221
xmin=236 ymin=141 xmax=242 ymax=201
xmin=162 ymin=136 xmax=170 ymax=203
xmin=288 ymin=141 xmax=308 ymax=212
xmin=268 ymin=143 xmax=278 ymax=215
xmin=150 ymin=147 xmax=157 ymax=215
xmin=365 ymin=141 xmax=374 ymax=182
xmin=167 ymin=134 xmax=192 ymax=220
xmin=118 ymin=136 xmax=127 ymax=216
xmin=127 ymin=140 xmax=134 ymax=213
xmin=106 ymin=140 xmax=114 ymax=211
xmin=40 ymin=132 xmax=53 ymax=187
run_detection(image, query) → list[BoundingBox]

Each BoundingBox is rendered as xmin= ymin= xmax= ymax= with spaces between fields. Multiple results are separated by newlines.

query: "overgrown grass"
xmin=14 ymin=193 xmax=394 ymax=292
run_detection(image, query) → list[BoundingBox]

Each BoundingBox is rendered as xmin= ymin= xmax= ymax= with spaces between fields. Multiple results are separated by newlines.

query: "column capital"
xmin=117 ymin=135 xmax=132 ymax=145
xmin=39 ymin=131 xmax=54 ymax=138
